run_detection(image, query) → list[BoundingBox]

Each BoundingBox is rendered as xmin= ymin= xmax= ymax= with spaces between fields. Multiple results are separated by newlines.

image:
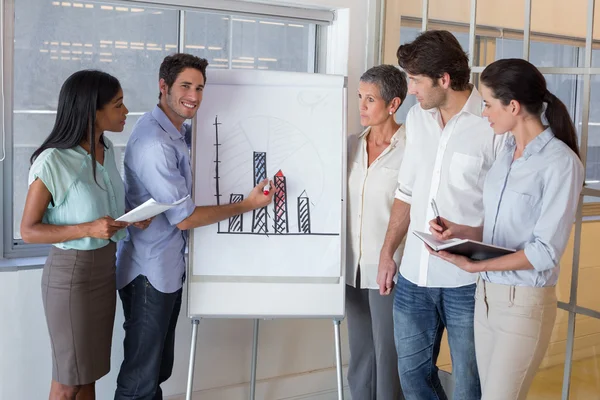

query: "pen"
xmin=263 ymin=182 xmax=271 ymax=195
xmin=430 ymin=198 xmax=447 ymax=231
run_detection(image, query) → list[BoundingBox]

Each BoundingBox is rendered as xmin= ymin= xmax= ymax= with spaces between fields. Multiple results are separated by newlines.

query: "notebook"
xmin=413 ymin=231 xmax=516 ymax=261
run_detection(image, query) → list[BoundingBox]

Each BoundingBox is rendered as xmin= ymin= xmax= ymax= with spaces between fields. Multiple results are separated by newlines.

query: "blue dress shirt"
xmin=481 ymin=128 xmax=584 ymax=287
xmin=116 ymin=105 xmax=196 ymax=293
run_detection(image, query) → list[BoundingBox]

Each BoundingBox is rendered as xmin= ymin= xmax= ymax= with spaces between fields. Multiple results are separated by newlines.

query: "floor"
xmin=529 ymin=355 xmax=600 ymax=399
xmin=310 ymin=356 xmax=600 ymax=400
xmin=174 ymin=356 xmax=600 ymax=400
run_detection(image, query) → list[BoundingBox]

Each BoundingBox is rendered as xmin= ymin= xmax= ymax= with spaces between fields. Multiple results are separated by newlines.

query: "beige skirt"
xmin=41 ymin=242 xmax=117 ymax=386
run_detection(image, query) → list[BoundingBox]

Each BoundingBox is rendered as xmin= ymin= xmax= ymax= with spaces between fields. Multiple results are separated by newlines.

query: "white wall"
xmin=0 ymin=1 xmax=378 ymax=399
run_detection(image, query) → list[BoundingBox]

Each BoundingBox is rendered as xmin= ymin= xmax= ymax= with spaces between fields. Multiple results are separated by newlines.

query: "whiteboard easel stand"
xmin=333 ymin=319 xmax=344 ymax=400
xmin=184 ymin=317 xmax=345 ymax=400
xmin=249 ymin=319 xmax=259 ymax=399
xmin=185 ymin=319 xmax=200 ymax=400
xmin=185 ymin=71 xmax=348 ymax=400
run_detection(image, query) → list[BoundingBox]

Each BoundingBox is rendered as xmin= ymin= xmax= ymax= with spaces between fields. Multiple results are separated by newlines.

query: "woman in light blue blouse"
xmin=20 ymin=70 xmax=148 ymax=400
xmin=427 ymin=59 xmax=584 ymax=400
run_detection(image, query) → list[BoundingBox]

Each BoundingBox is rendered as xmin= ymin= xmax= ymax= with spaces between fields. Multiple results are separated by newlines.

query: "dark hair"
xmin=360 ymin=65 xmax=408 ymax=110
xmin=31 ymin=70 xmax=122 ymax=183
xmin=159 ymin=53 xmax=209 ymax=99
xmin=396 ymin=30 xmax=470 ymax=91
xmin=481 ymin=58 xmax=580 ymax=158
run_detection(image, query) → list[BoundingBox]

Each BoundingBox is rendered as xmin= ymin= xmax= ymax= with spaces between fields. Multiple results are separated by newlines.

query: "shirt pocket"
xmin=501 ymin=189 xmax=540 ymax=227
xmin=373 ymin=167 xmax=400 ymax=201
xmin=448 ymin=152 xmax=483 ymax=191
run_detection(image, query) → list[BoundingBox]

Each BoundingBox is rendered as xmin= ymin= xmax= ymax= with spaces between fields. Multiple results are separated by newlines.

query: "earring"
xmin=389 ymin=111 xmax=393 ymax=115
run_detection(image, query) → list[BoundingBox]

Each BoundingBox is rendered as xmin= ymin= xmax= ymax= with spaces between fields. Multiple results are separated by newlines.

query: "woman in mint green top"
xmin=20 ymin=70 xmax=149 ymax=400
xmin=28 ymin=138 xmax=127 ymax=250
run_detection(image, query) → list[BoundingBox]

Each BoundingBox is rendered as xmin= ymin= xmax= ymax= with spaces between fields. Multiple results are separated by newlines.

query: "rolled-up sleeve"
xmin=136 ymin=142 xmax=196 ymax=226
xmin=524 ymin=156 xmax=584 ymax=271
xmin=395 ymin=115 xmax=416 ymax=204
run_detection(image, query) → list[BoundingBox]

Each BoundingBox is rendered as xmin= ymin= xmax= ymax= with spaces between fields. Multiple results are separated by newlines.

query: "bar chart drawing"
xmin=212 ymin=115 xmax=338 ymax=237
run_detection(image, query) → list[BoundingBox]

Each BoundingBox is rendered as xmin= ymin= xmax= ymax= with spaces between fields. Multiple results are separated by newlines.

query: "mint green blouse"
xmin=28 ymin=138 xmax=126 ymax=250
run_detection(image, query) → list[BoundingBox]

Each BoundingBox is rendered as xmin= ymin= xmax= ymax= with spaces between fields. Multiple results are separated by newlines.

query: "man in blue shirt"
xmin=114 ymin=53 xmax=273 ymax=399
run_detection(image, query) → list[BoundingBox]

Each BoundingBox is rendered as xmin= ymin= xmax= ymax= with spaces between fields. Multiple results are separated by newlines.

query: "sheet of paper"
xmin=116 ymin=195 xmax=190 ymax=223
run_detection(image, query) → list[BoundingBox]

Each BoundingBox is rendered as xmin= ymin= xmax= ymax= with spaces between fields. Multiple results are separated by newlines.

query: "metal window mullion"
xmin=228 ymin=15 xmax=233 ymax=69
xmin=562 ymin=0 xmax=594 ymax=398
xmin=314 ymin=24 xmax=328 ymax=74
xmin=178 ymin=10 xmax=185 ymax=52
xmin=468 ymin=0 xmax=477 ymax=84
xmin=253 ymin=15 xmax=258 ymax=70
xmin=468 ymin=0 xmax=477 ymax=68
xmin=582 ymin=186 xmax=600 ymax=196
xmin=422 ymin=0 xmax=429 ymax=32
xmin=558 ymin=301 xmax=600 ymax=319
xmin=377 ymin=0 xmax=385 ymax=66
xmin=562 ymin=193 xmax=584 ymax=400
xmin=307 ymin=24 xmax=316 ymax=73
xmin=523 ymin=0 xmax=532 ymax=61
xmin=2 ymin=0 xmax=14 ymax=257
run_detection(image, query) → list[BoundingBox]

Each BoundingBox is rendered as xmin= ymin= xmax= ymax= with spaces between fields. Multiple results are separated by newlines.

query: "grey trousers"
xmin=346 ymin=283 xmax=404 ymax=400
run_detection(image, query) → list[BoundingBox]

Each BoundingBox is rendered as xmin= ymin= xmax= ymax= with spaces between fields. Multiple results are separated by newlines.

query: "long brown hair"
xmin=481 ymin=58 xmax=580 ymax=158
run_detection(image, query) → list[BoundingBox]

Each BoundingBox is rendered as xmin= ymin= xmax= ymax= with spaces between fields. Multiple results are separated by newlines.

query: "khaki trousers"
xmin=475 ymin=278 xmax=557 ymax=400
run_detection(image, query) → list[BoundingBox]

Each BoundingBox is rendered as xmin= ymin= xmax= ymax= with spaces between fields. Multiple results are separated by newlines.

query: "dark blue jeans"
xmin=114 ymin=275 xmax=182 ymax=400
xmin=393 ymin=274 xmax=481 ymax=400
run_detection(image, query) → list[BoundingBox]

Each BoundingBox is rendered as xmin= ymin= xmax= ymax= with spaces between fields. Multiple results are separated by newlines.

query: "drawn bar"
xmin=297 ymin=190 xmax=311 ymax=234
xmin=228 ymin=194 xmax=244 ymax=232
xmin=252 ymin=151 xmax=268 ymax=233
xmin=273 ymin=170 xmax=289 ymax=234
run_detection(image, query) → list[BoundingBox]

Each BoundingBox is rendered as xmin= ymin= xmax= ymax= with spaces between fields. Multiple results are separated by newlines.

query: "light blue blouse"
xmin=481 ymin=128 xmax=584 ymax=287
xmin=28 ymin=138 xmax=126 ymax=250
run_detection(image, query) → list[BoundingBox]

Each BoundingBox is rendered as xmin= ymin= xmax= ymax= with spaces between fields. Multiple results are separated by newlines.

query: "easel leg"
xmin=186 ymin=319 xmax=200 ymax=400
xmin=333 ymin=319 xmax=345 ymax=400
xmin=250 ymin=319 xmax=260 ymax=400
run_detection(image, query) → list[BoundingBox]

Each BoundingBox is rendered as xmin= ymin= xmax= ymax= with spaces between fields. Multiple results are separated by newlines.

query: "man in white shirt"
xmin=377 ymin=30 xmax=504 ymax=400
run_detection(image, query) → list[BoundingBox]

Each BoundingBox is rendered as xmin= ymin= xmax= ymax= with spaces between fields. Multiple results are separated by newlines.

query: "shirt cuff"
xmin=165 ymin=196 xmax=196 ymax=226
xmin=524 ymin=242 xmax=557 ymax=272
xmin=394 ymin=187 xmax=412 ymax=204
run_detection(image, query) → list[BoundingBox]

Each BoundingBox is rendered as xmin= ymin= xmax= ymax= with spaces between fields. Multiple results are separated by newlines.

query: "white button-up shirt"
xmin=396 ymin=87 xmax=506 ymax=287
xmin=347 ymin=125 xmax=406 ymax=289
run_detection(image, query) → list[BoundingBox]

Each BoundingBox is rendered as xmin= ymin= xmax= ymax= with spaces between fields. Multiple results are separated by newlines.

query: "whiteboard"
xmin=188 ymin=69 xmax=346 ymax=318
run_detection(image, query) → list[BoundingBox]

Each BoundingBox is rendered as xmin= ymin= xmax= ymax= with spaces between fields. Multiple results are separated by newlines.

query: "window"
xmin=6 ymin=0 xmax=322 ymax=255
xmin=184 ymin=11 xmax=316 ymax=72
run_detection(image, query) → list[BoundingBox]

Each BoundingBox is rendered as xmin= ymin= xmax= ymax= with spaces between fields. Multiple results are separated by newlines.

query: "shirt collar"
xmin=358 ymin=127 xmax=370 ymax=139
xmin=463 ymin=86 xmax=484 ymax=116
xmin=424 ymin=85 xmax=484 ymax=119
xmin=506 ymin=127 xmax=555 ymax=159
xmin=359 ymin=125 xmax=404 ymax=150
xmin=151 ymin=105 xmax=186 ymax=141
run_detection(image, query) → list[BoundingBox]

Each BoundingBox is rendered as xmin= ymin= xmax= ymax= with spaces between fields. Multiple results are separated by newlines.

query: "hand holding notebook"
xmin=414 ymin=231 xmax=515 ymax=261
